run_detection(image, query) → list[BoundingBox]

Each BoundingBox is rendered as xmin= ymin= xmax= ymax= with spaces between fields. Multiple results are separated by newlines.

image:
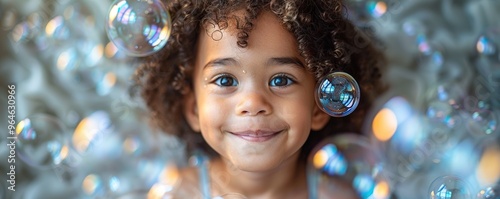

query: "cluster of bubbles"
xmin=307 ymin=134 xmax=391 ymax=199
xmin=1 ymin=0 xmax=500 ymax=198
xmin=308 ymin=0 xmax=500 ymax=198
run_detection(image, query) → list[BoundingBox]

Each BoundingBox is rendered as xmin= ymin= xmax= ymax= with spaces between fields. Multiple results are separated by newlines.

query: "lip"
xmin=229 ymin=130 xmax=283 ymax=142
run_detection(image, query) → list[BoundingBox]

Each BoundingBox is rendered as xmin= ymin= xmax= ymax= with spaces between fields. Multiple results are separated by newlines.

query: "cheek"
xmin=198 ymin=97 xmax=229 ymax=130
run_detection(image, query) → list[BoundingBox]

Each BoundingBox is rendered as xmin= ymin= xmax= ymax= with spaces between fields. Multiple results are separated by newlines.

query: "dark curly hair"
xmin=135 ymin=0 xmax=386 ymax=161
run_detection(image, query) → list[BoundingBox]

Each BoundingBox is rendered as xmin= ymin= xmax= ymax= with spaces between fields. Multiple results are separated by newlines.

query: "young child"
xmin=135 ymin=0 xmax=385 ymax=198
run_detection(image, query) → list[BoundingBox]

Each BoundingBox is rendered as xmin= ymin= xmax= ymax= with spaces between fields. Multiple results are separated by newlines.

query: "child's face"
xmin=184 ymin=11 xmax=330 ymax=172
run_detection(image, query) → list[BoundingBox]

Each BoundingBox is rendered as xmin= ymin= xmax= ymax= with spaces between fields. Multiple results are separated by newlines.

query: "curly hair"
xmin=135 ymin=0 xmax=386 ymax=160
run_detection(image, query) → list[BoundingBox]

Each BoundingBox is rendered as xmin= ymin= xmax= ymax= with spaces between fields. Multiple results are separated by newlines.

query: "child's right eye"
xmin=212 ymin=74 xmax=238 ymax=87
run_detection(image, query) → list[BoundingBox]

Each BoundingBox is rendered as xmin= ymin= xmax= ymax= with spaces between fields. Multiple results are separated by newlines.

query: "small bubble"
xmin=307 ymin=134 xmax=390 ymax=199
xmin=15 ymin=114 xmax=70 ymax=169
xmin=467 ymin=110 xmax=497 ymax=136
xmin=315 ymin=72 xmax=360 ymax=117
xmin=476 ymin=184 xmax=500 ymax=199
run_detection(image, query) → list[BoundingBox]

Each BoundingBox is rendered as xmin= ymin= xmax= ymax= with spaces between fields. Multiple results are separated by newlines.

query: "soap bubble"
xmin=466 ymin=110 xmax=498 ymax=137
xmin=476 ymin=184 xmax=500 ymax=199
xmin=106 ymin=0 xmax=172 ymax=56
xmin=77 ymin=158 xmax=144 ymax=198
xmin=307 ymin=134 xmax=391 ymax=199
xmin=15 ymin=114 xmax=71 ymax=169
xmin=316 ymin=72 xmax=361 ymax=117
xmin=428 ymin=175 xmax=472 ymax=199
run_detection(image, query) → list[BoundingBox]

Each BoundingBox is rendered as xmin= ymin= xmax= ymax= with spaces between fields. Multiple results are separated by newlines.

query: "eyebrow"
xmin=266 ymin=57 xmax=305 ymax=69
xmin=202 ymin=57 xmax=305 ymax=70
xmin=203 ymin=58 xmax=239 ymax=70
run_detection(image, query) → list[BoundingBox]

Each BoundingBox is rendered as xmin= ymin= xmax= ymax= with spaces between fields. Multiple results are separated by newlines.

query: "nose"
xmin=235 ymin=90 xmax=272 ymax=116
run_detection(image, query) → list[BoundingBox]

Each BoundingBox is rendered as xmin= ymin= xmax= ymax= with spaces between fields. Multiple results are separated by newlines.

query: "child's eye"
xmin=213 ymin=74 xmax=238 ymax=87
xmin=269 ymin=74 xmax=295 ymax=87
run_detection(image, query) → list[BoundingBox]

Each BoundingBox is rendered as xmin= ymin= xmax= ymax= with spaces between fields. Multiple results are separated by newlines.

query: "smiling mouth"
xmin=229 ymin=130 xmax=283 ymax=142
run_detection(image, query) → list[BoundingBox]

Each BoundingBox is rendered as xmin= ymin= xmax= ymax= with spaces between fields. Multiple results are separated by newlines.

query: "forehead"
xmin=195 ymin=11 xmax=301 ymax=65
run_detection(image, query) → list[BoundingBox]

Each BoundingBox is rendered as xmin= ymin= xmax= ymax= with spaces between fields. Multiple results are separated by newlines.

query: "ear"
xmin=183 ymin=90 xmax=201 ymax=132
xmin=311 ymin=105 xmax=330 ymax=131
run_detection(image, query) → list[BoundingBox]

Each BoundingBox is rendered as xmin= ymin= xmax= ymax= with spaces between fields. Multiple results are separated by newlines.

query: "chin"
xmin=230 ymin=156 xmax=284 ymax=172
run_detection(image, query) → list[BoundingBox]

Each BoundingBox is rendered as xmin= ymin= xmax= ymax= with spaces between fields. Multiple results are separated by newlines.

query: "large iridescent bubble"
xmin=307 ymin=134 xmax=391 ymax=199
xmin=106 ymin=0 xmax=172 ymax=57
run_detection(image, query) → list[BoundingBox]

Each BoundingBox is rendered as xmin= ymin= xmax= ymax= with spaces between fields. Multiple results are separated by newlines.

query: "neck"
xmin=209 ymin=152 xmax=307 ymax=199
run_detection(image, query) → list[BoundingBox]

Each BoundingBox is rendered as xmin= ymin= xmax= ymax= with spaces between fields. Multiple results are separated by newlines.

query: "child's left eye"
xmin=269 ymin=74 xmax=295 ymax=87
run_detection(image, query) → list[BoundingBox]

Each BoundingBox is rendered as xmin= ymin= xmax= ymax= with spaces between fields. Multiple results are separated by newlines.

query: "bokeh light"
xmin=366 ymin=1 xmax=387 ymax=18
xmin=474 ymin=138 xmax=500 ymax=187
xmin=477 ymin=36 xmax=497 ymax=56
xmin=72 ymin=111 xmax=113 ymax=155
xmin=106 ymin=0 xmax=172 ymax=56
xmin=372 ymin=108 xmax=397 ymax=141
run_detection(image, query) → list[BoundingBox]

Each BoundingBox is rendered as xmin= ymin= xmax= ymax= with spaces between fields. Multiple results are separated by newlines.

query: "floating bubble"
xmin=78 ymin=160 xmax=140 ymax=198
xmin=106 ymin=0 xmax=172 ymax=56
xmin=15 ymin=114 xmax=70 ymax=169
xmin=477 ymin=184 xmax=500 ymax=199
xmin=428 ymin=176 xmax=472 ymax=199
xmin=466 ymin=110 xmax=497 ymax=137
xmin=315 ymin=72 xmax=361 ymax=117
xmin=307 ymin=134 xmax=390 ymax=199
xmin=426 ymin=100 xmax=463 ymax=129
